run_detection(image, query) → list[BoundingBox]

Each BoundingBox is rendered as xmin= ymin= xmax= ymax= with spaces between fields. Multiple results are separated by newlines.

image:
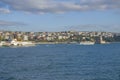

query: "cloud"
xmin=0 ymin=0 xmax=120 ymax=14
xmin=64 ymin=24 xmax=120 ymax=32
xmin=0 ymin=20 xmax=26 ymax=26
xmin=0 ymin=8 xmax=10 ymax=14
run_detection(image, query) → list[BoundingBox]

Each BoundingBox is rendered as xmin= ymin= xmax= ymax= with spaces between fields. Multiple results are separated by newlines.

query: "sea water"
xmin=0 ymin=43 xmax=120 ymax=80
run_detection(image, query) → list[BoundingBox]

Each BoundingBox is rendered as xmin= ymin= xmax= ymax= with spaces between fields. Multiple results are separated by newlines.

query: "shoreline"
xmin=1 ymin=41 xmax=120 ymax=48
xmin=35 ymin=42 xmax=120 ymax=45
xmin=35 ymin=42 xmax=69 ymax=44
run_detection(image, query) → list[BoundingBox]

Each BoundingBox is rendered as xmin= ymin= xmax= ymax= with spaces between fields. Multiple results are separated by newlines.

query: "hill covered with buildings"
xmin=0 ymin=31 xmax=120 ymax=44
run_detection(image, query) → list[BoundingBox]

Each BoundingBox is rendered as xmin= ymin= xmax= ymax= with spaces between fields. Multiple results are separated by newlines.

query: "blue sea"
xmin=0 ymin=43 xmax=120 ymax=80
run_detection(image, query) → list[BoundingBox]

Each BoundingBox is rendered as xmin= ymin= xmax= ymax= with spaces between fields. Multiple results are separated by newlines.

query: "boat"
xmin=0 ymin=39 xmax=35 ymax=47
xmin=80 ymin=41 xmax=95 ymax=45
xmin=0 ymin=41 xmax=11 ymax=47
xmin=11 ymin=40 xmax=35 ymax=47
xmin=20 ymin=42 xmax=35 ymax=47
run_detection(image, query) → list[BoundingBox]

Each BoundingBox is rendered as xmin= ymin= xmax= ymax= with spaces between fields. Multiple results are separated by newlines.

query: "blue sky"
xmin=0 ymin=0 xmax=120 ymax=32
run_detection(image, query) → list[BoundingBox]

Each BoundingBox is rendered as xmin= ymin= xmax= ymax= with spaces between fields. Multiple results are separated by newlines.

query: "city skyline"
xmin=0 ymin=0 xmax=120 ymax=32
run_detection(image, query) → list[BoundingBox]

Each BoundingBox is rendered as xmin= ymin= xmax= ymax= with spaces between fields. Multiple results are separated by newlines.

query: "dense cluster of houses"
xmin=0 ymin=31 xmax=115 ymax=43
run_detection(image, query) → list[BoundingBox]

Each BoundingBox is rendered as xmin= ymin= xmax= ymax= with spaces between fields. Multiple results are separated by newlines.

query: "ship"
xmin=0 ymin=39 xmax=35 ymax=47
xmin=11 ymin=39 xmax=35 ymax=47
xmin=80 ymin=41 xmax=95 ymax=45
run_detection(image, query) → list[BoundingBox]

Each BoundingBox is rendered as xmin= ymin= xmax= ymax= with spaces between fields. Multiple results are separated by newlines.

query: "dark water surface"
xmin=0 ymin=43 xmax=120 ymax=80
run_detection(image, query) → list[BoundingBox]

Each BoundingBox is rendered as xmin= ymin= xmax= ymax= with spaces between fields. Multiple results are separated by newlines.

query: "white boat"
xmin=11 ymin=39 xmax=35 ymax=47
xmin=20 ymin=42 xmax=35 ymax=46
xmin=80 ymin=41 xmax=95 ymax=45
xmin=0 ymin=41 xmax=11 ymax=47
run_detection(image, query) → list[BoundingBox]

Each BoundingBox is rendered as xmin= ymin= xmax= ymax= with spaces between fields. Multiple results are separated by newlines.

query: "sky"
xmin=0 ymin=0 xmax=120 ymax=32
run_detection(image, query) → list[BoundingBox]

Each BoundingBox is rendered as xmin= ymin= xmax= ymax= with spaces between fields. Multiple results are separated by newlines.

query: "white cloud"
xmin=0 ymin=8 xmax=10 ymax=14
xmin=0 ymin=20 xmax=26 ymax=26
xmin=0 ymin=0 xmax=120 ymax=14
xmin=64 ymin=24 xmax=120 ymax=32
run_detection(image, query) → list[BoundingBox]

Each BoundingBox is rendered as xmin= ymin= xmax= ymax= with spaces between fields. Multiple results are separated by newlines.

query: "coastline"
xmin=35 ymin=42 xmax=69 ymax=44
xmin=1 ymin=41 xmax=120 ymax=48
